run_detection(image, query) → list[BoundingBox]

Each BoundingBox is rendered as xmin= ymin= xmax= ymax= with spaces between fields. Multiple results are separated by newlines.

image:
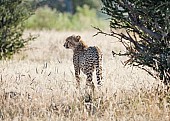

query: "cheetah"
xmin=63 ymin=35 xmax=103 ymax=93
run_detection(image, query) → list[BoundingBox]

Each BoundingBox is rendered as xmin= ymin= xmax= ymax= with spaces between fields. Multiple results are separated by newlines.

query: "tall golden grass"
xmin=0 ymin=30 xmax=169 ymax=121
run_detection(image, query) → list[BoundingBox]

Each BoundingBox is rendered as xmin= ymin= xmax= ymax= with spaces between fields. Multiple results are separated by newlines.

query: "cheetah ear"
xmin=75 ymin=35 xmax=81 ymax=42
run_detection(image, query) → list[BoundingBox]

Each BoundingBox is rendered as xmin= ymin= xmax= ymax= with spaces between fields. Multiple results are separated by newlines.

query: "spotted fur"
xmin=64 ymin=35 xmax=103 ymax=90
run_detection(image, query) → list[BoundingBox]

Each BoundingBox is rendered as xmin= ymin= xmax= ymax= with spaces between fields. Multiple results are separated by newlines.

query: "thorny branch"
xmin=96 ymin=0 xmax=170 ymax=84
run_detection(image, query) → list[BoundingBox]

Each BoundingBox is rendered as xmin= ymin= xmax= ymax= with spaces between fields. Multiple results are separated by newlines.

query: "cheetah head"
xmin=64 ymin=35 xmax=81 ymax=50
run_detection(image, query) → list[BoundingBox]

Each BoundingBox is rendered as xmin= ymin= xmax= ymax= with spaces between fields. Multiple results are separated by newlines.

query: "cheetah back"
xmin=77 ymin=46 xmax=101 ymax=75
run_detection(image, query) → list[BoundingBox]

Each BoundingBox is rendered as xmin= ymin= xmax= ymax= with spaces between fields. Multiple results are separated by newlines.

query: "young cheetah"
xmin=63 ymin=35 xmax=102 ymax=92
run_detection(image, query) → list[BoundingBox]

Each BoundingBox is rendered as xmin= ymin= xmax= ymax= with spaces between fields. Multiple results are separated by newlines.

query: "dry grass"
xmin=0 ymin=30 xmax=170 ymax=121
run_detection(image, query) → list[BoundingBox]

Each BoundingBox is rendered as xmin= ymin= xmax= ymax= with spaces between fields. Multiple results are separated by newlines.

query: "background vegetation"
xmin=34 ymin=0 xmax=101 ymax=13
xmin=25 ymin=5 xmax=107 ymax=31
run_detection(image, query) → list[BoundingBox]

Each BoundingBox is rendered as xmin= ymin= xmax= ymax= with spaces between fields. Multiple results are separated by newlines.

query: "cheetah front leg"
xmin=74 ymin=66 xmax=80 ymax=89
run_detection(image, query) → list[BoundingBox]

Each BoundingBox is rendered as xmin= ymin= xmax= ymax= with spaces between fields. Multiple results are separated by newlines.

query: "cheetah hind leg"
xmin=96 ymin=64 xmax=102 ymax=85
xmin=85 ymin=72 xmax=95 ymax=101
xmin=75 ymin=75 xmax=80 ymax=89
xmin=84 ymin=81 xmax=95 ymax=115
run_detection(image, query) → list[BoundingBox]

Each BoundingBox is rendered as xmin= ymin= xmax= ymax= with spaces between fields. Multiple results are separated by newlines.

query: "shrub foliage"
xmin=0 ymin=0 xmax=34 ymax=59
xmin=97 ymin=0 xmax=170 ymax=84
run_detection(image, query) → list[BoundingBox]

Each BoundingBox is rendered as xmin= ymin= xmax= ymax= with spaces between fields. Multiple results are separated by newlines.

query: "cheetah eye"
xmin=67 ymin=41 xmax=72 ymax=45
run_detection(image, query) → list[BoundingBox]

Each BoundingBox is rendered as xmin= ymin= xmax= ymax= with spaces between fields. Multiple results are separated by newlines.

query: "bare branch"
xmin=139 ymin=26 xmax=162 ymax=40
xmin=93 ymin=26 xmax=121 ymax=40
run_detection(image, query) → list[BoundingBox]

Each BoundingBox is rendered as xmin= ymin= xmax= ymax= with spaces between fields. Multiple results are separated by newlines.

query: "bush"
xmin=0 ymin=0 xmax=34 ymax=59
xmin=98 ymin=0 xmax=170 ymax=84
xmin=25 ymin=5 xmax=107 ymax=31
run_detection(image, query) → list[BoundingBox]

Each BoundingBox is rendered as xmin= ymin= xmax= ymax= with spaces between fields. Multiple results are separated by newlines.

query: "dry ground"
xmin=0 ymin=30 xmax=169 ymax=121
